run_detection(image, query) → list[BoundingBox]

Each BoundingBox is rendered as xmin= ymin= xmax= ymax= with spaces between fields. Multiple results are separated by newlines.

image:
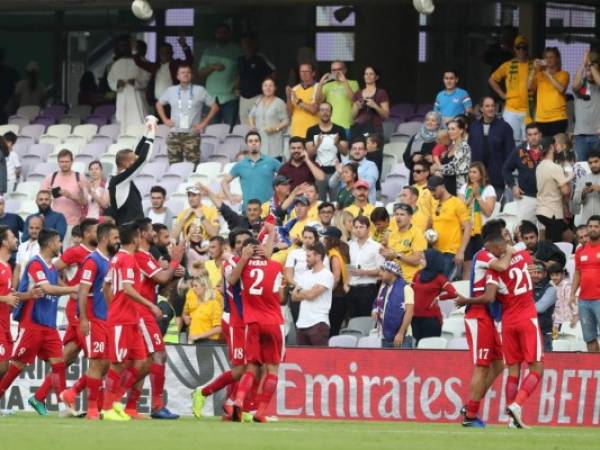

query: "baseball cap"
xmin=514 ymin=35 xmax=528 ymax=47
xmin=273 ymin=175 xmax=291 ymax=186
xmin=381 ymin=261 xmax=402 ymax=277
xmin=186 ymin=186 xmax=201 ymax=195
xmin=320 ymin=226 xmax=342 ymax=239
xmin=353 ymin=179 xmax=370 ymax=190
xmin=393 ymin=203 xmax=414 ymax=215
xmin=426 ymin=175 xmax=445 ymax=190
xmin=293 ymin=195 xmax=309 ymax=206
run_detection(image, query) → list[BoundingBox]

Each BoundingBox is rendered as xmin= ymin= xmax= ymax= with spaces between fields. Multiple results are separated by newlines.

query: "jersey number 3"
xmin=248 ymin=268 xmax=264 ymax=295
xmin=508 ymin=266 xmax=533 ymax=295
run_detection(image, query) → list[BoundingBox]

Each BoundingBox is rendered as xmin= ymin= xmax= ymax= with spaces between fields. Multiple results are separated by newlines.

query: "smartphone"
xmin=51 ymin=186 xmax=62 ymax=198
xmin=586 ymin=182 xmax=593 ymax=187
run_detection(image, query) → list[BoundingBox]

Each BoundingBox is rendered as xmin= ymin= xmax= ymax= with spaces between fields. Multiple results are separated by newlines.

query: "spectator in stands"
xmin=40 ymin=149 xmax=87 ymax=243
xmin=573 ymin=150 xmax=600 ymax=225
xmin=572 ymin=50 xmax=600 ymax=161
xmin=312 ymin=202 xmax=335 ymax=235
xmin=431 ymin=130 xmax=449 ymax=167
xmin=351 ymin=66 xmax=390 ymax=136
xmin=459 ymin=162 xmax=497 ymax=278
xmin=403 ymin=112 xmax=442 ymax=181
xmin=0 ymin=195 xmax=23 ymax=266
xmin=344 ymin=180 xmax=374 ymax=221
xmin=428 ymin=175 xmax=471 ymax=279
xmin=287 ymin=63 xmax=319 ymax=139
xmin=334 ymin=210 xmax=354 ymax=243
xmin=531 ymin=260 xmax=557 ymax=352
xmin=410 ymin=249 xmax=458 ymax=344
xmin=278 ymin=137 xmax=325 ymax=190
xmin=315 ymin=61 xmax=359 ymax=133
xmin=205 ymin=236 xmax=225 ymax=295
xmin=347 ymin=216 xmax=385 ymax=317
xmin=151 ymin=223 xmax=172 ymax=263
xmin=262 ymin=175 xmax=293 ymax=223
xmin=571 ymin=215 xmax=600 ymax=352
xmin=366 ymin=134 xmax=383 ymax=191
xmin=222 ymin=131 xmax=281 ymax=206
xmin=306 ymin=102 xmax=349 ymax=201
xmin=519 ymin=220 xmax=566 ymax=268
xmin=575 ymin=224 xmax=589 ymax=248
xmin=322 ymin=226 xmax=349 ymax=336
xmin=237 ymin=33 xmax=276 ymax=126
xmin=411 ymin=161 xmax=434 ymax=219
xmin=183 ymin=277 xmax=222 ymax=344
xmin=86 ymin=160 xmax=109 ymax=220
xmin=342 ymin=138 xmax=378 ymax=204
xmin=107 ymin=124 xmax=155 ymax=225
xmin=107 ymin=36 xmax=150 ymax=134
xmin=14 ymin=61 xmax=46 ymax=108
xmin=248 ymin=77 xmax=289 ymax=158
xmin=370 ymin=207 xmax=390 ymax=244
xmin=287 ymin=196 xmax=314 ymax=243
xmin=468 ymin=96 xmax=515 ymax=199
xmin=204 ymin=184 xmax=264 ymax=236
xmin=330 ymin=162 xmax=358 ymax=210
xmin=197 ymin=23 xmax=241 ymax=128
xmin=292 ymin=183 xmax=320 ymax=223
xmin=433 ymin=69 xmax=473 ymax=124
xmin=536 ymin=144 xmax=572 ymax=242
xmin=14 ymin=215 xmax=43 ymax=284
xmin=21 ymin=190 xmax=67 ymax=242
xmin=488 ymin=35 xmax=534 ymax=144
xmin=528 ymin=47 xmax=569 ymax=138
xmin=145 ymin=185 xmax=176 ymax=231
xmin=2 ymin=132 xmax=20 ymax=193
xmin=183 ymin=224 xmax=209 ymax=267
xmin=382 ymin=203 xmax=427 ymax=282
xmin=0 ymin=137 xmax=7 ymax=194
xmin=548 ymin=263 xmax=576 ymax=337
xmin=502 ymin=122 xmax=544 ymax=224
xmin=172 ymin=186 xmax=219 ymax=243
xmin=133 ymin=37 xmax=193 ymax=104
xmin=434 ymin=116 xmax=471 ymax=195
xmin=398 ymin=185 xmax=430 ymax=231
xmin=156 ymin=64 xmax=220 ymax=165
xmin=373 ymin=261 xmax=415 ymax=348
xmin=77 ymin=71 xmax=103 ymax=108
xmin=291 ymin=242 xmax=334 ymax=346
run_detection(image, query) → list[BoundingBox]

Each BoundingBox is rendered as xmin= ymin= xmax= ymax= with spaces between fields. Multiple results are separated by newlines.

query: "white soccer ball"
xmin=132 ymin=0 xmax=153 ymax=21
xmin=413 ymin=0 xmax=435 ymax=15
xmin=424 ymin=228 xmax=438 ymax=244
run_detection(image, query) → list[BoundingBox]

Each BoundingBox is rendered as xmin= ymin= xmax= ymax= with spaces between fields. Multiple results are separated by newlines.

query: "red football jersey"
xmin=467 ymin=249 xmax=496 ymax=319
xmin=134 ymin=250 xmax=162 ymax=318
xmin=223 ymin=256 xmax=244 ymax=327
xmin=240 ymin=258 xmax=283 ymax=325
xmin=485 ymin=250 xmax=537 ymax=323
xmin=107 ymin=249 xmax=141 ymax=325
xmin=0 ymin=260 xmax=12 ymax=333
xmin=574 ymin=242 xmax=600 ymax=300
xmin=58 ymin=244 xmax=94 ymax=322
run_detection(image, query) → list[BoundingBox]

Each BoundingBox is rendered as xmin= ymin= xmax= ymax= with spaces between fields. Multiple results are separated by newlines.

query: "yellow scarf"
xmin=328 ymin=248 xmax=348 ymax=285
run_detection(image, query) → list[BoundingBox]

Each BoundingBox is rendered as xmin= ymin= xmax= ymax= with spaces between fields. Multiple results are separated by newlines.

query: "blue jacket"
xmin=13 ymin=255 xmax=60 ymax=328
xmin=22 ymin=209 xmax=67 ymax=242
xmin=502 ymin=145 xmax=541 ymax=197
xmin=468 ymin=117 xmax=515 ymax=189
xmin=374 ymin=278 xmax=407 ymax=342
xmin=79 ymin=251 xmax=111 ymax=321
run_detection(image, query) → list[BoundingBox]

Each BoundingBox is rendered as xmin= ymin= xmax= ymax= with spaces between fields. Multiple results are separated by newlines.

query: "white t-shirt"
xmin=296 ymin=267 xmax=334 ymax=328
xmin=7 ymin=151 xmax=21 ymax=188
xmin=285 ymin=247 xmax=329 ymax=284
xmin=148 ymin=209 xmax=167 ymax=225
xmin=458 ymin=184 xmax=496 ymax=219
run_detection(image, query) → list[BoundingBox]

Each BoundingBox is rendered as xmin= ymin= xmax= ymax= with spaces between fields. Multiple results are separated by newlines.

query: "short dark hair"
xmin=150 ymin=186 xmax=167 ymax=197
xmin=413 ymin=160 xmax=431 ymax=171
xmin=587 ymin=215 xmax=600 ymax=225
xmin=443 ymin=68 xmax=459 ymax=77
xmin=307 ymin=242 xmax=327 ymax=260
xmin=115 ymin=149 xmax=134 ymax=169
xmin=302 ymin=226 xmax=319 ymax=241
xmin=153 ymin=223 xmax=168 ymax=234
xmin=57 ymin=149 xmax=73 ymax=161
xmin=526 ymin=122 xmax=540 ymax=132
xmin=587 ymin=149 xmax=600 ymax=160
xmin=135 ymin=217 xmax=153 ymax=233
xmin=119 ymin=222 xmax=140 ymax=245
xmin=178 ymin=62 xmax=193 ymax=72
xmin=318 ymin=202 xmax=335 ymax=212
xmin=546 ymin=262 xmax=564 ymax=275
xmin=97 ymin=222 xmax=117 ymax=241
xmin=228 ymin=227 xmax=252 ymax=248
xmin=402 ymin=185 xmax=419 ymax=198
xmin=366 ymin=133 xmax=383 ymax=149
xmin=519 ymin=220 xmax=539 ymax=237
xmin=351 ymin=137 xmax=367 ymax=148
xmin=209 ymin=235 xmax=225 ymax=245
xmin=88 ymin=160 xmax=103 ymax=171
xmin=245 ymin=131 xmax=261 ymax=143
xmin=353 ymin=215 xmax=371 ymax=228
xmin=289 ymin=136 xmax=305 ymax=147
xmin=247 ymin=199 xmax=262 ymax=208
xmin=575 ymin=224 xmax=588 ymax=233
xmin=241 ymin=237 xmax=260 ymax=248
xmin=80 ymin=218 xmax=99 ymax=236
xmin=38 ymin=228 xmax=60 ymax=249
xmin=0 ymin=225 xmax=11 ymax=248
xmin=3 ymin=131 xmax=17 ymax=145
xmin=370 ymin=207 xmax=389 ymax=223
xmin=482 ymin=219 xmax=506 ymax=242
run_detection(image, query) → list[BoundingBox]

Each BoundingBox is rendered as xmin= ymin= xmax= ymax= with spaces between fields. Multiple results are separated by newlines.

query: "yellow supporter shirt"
xmin=288 ymin=202 xmax=320 ymax=222
xmin=289 ymin=217 xmax=310 ymax=242
xmin=491 ymin=59 xmax=532 ymax=114
xmin=432 ymin=196 xmax=470 ymax=254
xmin=533 ymin=70 xmax=569 ymax=123
xmin=388 ymin=208 xmax=429 ymax=234
xmin=290 ymin=84 xmax=319 ymax=138
xmin=344 ymin=203 xmax=376 ymax=234
xmin=204 ymin=259 xmax=224 ymax=302
xmin=176 ymin=205 xmax=220 ymax=241
xmin=387 ymin=225 xmax=427 ymax=282
xmin=184 ymin=293 xmax=223 ymax=340
xmin=413 ymin=183 xmax=434 ymax=219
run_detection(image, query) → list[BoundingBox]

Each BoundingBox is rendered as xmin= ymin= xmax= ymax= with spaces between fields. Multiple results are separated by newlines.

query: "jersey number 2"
xmin=508 ymin=266 xmax=533 ymax=295
xmin=248 ymin=268 xmax=264 ymax=295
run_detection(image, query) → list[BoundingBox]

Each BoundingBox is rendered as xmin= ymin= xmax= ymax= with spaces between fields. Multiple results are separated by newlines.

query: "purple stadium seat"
xmin=43 ymin=104 xmax=67 ymax=118
xmin=74 ymin=153 xmax=94 ymax=167
xmin=98 ymin=124 xmax=120 ymax=142
xmin=89 ymin=136 xmax=113 ymax=150
xmin=416 ymin=104 xmax=434 ymax=115
xmin=232 ymin=124 xmax=251 ymax=136
xmin=140 ymin=161 xmax=168 ymax=178
xmin=94 ymin=104 xmax=116 ymax=118
xmin=32 ymin=116 xmax=56 ymax=130
xmin=217 ymin=141 xmax=243 ymax=161
xmin=390 ymin=103 xmax=415 ymax=118
xmin=13 ymin=141 xmax=30 ymax=158
xmin=85 ymin=115 xmax=109 ymax=128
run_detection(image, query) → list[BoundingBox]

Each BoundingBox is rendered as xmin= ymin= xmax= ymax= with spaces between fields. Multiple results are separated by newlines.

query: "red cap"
xmin=353 ymin=179 xmax=370 ymax=190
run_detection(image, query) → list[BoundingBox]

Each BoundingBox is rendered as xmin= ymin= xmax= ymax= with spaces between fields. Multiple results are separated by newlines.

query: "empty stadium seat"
xmin=98 ymin=124 xmax=120 ymax=142
xmin=396 ymin=121 xmax=423 ymax=136
xmin=59 ymin=115 xmax=82 ymax=128
xmin=552 ymin=339 xmax=571 ymax=352
xmin=11 ymin=181 xmax=41 ymax=200
xmin=17 ymin=199 xmax=38 ymax=218
xmin=447 ymin=337 xmax=468 ymax=350
xmin=8 ymin=115 xmax=29 ymax=129
xmin=204 ymin=124 xmax=230 ymax=141
xmin=168 ymin=161 xmax=195 ymax=179
xmin=0 ymin=124 xmax=19 ymax=135
xmin=555 ymin=241 xmax=573 ymax=256
xmin=558 ymin=322 xmax=584 ymax=342
xmin=17 ymin=105 xmax=41 ymax=122
xmin=339 ymin=316 xmax=375 ymax=337
xmin=451 ymin=280 xmax=470 ymax=297
xmin=63 ymin=135 xmax=87 ymax=148
xmin=69 ymin=104 xmax=92 ymax=119
xmin=125 ymin=124 xmax=146 ymax=138
xmin=417 ymin=337 xmax=447 ymax=349
xmin=328 ymin=335 xmax=358 ymax=348
xmin=357 ymin=336 xmax=382 ymax=348
xmin=195 ymin=162 xmax=222 ymax=180
xmin=43 ymin=124 xmax=72 ymax=140
xmin=570 ymin=340 xmax=587 ymax=352
xmin=20 ymin=124 xmax=45 ymax=142
xmin=72 ymin=124 xmax=98 ymax=141
xmin=38 ymin=135 xmax=62 ymax=148
xmin=441 ymin=316 xmax=465 ymax=339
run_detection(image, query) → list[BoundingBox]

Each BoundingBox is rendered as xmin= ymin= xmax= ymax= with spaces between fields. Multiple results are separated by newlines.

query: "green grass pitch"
xmin=1 ymin=414 xmax=599 ymax=450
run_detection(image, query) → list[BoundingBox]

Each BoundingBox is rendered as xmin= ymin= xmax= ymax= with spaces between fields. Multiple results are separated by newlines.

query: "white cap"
xmin=131 ymin=0 xmax=153 ymax=21
xmin=413 ymin=0 xmax=435 ymax=15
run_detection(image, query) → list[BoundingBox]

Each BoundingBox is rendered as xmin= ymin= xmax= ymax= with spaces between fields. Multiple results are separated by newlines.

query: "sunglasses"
xmin=413 ymin=169 xmax=426 ymax=174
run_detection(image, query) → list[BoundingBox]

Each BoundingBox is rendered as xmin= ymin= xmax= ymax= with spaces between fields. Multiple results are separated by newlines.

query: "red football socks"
xmin=256 ymin=373 xmax=278 ymax=417
xmin=243 ymin=376 xmax=259 ymax=412
xmin=120 ymin=367 xmax=139 ymax=392
xmin=50 ymin=362 xmax=66 ymax=397
xmin=73 ymin=374 xmax=87 ymax=394
xmin=202 ymin=370 xmax=234 ymax=397
xmin=126 ymin=387 xmax=142 ymax=411
xmin=149 ymin=363 xmax=165 ymax=411
xmin=86 ymin=377 xmax=102 ymax=412
xmin=0 ymin=364 xmax=22 ymax=398
xmin=34 ymin=373 xmax=53 ymax=402
xmin=235 ymin=371 xmax=256 ymax=406
xmin=514 ymin=372 xmax=542 ymax=407
xmin=506 ymin=375 xmax=519 ymax=405
xmin=103 ymin=368 xmax=121 ymax=409
xmin=465 ymin=399 xmax=481 ymax=419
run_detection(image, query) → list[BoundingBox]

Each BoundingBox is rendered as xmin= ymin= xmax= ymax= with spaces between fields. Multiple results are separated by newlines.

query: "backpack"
xmin=50 ymin=171 xmax=89 ymax=220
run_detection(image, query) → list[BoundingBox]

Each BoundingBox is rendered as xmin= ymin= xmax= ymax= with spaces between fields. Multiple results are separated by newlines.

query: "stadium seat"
xmin=85 ymin=115 xmax=109 ymax=128
xmin=328 ymin=335 xmax=358 ymax=348
xmin=204 ymin=124 xmax=230 ymax=141
xmin=17 ymin=105 xmax=41 ymax=122
xmin=381 ymin=152 xmax=397 ymax=181
xmin=49 ymin=141 xmax=81 ymax=158
xmin=555 ymin=241 xmax=573 ymax=256
xmin=125 ymin=124 xmax=146 ymax=138
xmin=39 ymin=135 xmax=62 ymax=149
xmin=558 ymin=322 xmax=584 ymax=342
xmin=447 ymin=337 xmax=468 ymax=350
xmin=441 ymin=316 xmax=465 ymax=339
xmin=8 ymin=115 xmax=29 ymax=129
xmin=98 ymin=124 xmax=120 ymax=142
xmin=339 ymin=316 xmax=375 ymax=337
xmin=63 ymin=135 xmax=87 ymax=148
xmin=565 ymin=257 xmax=575 ymax=282
xmin=0 ymin=124 xmax=19 ymax=135
xmin=17 ymin=199 xmax=38 ymax=218
xmin=396 ymin=121 xmax=423 ymax=136
xmin=552 ymin=339 xmax=571 ymax=352
xmin=44 ymin=104 xmax=67 ymax=118
xmin=69 ymin=104 xmax=92 ymax=119
xmin=20 ymin=124 xmax=45 ymax=142
xmin=165 ymin=198 xmax=185 ymax=214
xmin=94 ymin=104 xmax=116 ymax=118
xmin=156 ymin=124 xmax=170 ymax=139
xmin=502 ymin=201 xmax=519 ymax=216
xmin=195 ymin=162 xmax=223 ymax=181
xmin=116 ymin=136 xmax=139 ymax=149
xmin=357 ymin=335 xmax=382 ymax=348
xmin=26 ymin=173 xmax=46 ymax=183
xmin=570 ymin=340 xmax=587 ymax=352
xmin=11 ymin=180 xmax=41 ymax=200
xmin=140 ymin=160 xmax=168 ymax=179
xmin=72 ymin=124 xmax=99 ymax=141
xmin=417 ymin=337 xmax=447 ymax=349
xmin=451 ymin=280 xmax=470 ymax=297
xmin=43 ymin=124 xmax=72 ymax=140
xmin=438 ymin=299 xmax=456 ymax=318
xmin=20 ymin=154 xmax=42 ymax=179
xmin=4 ymin=198 xmax=20 ymax=214
xmin=389 ymin=133 xmax=411 ymax=144
xmin=59 ymin=115 xmax=82 ymax=128
xmin=32 ymin=116 xmax=55 ymax=130
xmin=82 ymin=142 xmax=109 ymax=159
xmin=160 ymin=178 xmax=182 ymax=196
xmin=13 ymin=141 xmax=30 ymax=157
xmin=168 ymin=161 xmax=195 ymax=179
xmin=232 ymin=124 xmax=251 ymax=136
xmin=218 ymin=141 xmax=243 ymax=161
xmin=74 ymin=153 xmax=94 ymax=167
